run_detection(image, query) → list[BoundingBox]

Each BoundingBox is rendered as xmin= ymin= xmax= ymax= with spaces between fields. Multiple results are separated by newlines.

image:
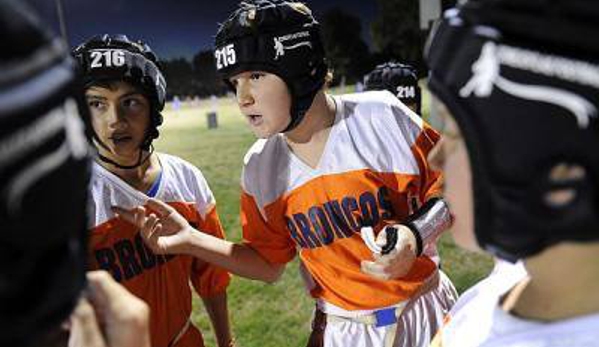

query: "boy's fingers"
xmin=134 ymin=207 xmax=147 ymax=228
xmin=111 ymin=206 xmax=135 ymax=222
xmin=85 ymin=271 xmax=151 ymax=347
xmin=86 ymin=271 xmax=122 ymax=308
xmin=69 ymin=298 xmax=106 ymax=347
xmin=146 ymin=214 xmax=159 ymax=231
xmin=146 ymin=198 xmax=174 ymax=217
xmin=141 ymin=217 xmax=156 ymax=242
xmin=111 ymin=206 xmax=151 ymax=227
xmin=86 ymin=270 xmax=147 ymax=317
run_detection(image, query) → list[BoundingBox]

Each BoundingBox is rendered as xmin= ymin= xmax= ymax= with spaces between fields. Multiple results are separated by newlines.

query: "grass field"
xmin=154 ymin=89 xmax=494 ymax=347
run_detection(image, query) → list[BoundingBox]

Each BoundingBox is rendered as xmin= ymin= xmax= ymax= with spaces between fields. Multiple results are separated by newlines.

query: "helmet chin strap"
xmin=96 ymin=145 xmax=153 ymax=170
xmin=92 ymin=132 xmax=153 ymax=170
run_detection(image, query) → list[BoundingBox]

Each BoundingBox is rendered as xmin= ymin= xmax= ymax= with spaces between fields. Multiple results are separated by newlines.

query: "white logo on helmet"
xmin=273 ymin=31 xmax=312 ymax=60
xmin=460 ymin=41 xmax=597 ymax=128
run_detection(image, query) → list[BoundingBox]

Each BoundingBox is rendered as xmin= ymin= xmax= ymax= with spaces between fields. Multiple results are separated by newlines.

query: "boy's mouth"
xmin=247 ymin=114 xmax=263 ymax=126
xmin=109 ymin=134 xmax=133 ymax=145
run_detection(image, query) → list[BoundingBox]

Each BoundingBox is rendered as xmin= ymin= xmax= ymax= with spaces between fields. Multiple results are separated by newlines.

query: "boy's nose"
xmin=236 ymin=80 xmax=254 ymax=108
xmin=106 ymin=103 xmax=127 ymax=129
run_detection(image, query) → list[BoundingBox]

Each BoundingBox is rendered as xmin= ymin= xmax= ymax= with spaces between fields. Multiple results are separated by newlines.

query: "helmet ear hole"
xmin=544 ymin=188 xmax=578 ymax=208
xmin=543 ymin=163 xmax=587 ymax=209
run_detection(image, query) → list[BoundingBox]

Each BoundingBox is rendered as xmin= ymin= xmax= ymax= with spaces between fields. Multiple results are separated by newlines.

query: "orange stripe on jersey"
xmin=242 ymin=169 xmax=438 ymax=310
xmin=412 ymin=123 xmax=443 ymax=202
xmin=241 ymin=192 xmax=297 ymax=264
xmin=89 ymin=202 xmax=230 ymax=347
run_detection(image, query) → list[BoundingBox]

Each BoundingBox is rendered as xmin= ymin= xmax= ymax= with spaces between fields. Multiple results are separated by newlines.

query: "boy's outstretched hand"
xmin=112 ymin=198 xmax=195 ymax=255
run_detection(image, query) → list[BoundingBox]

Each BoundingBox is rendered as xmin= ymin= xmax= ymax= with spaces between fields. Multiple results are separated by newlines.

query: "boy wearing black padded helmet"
xmin=364 ymin=62 xmax=422 ymax=115
xmin=116 ymin=1 xmax=457 ymax=346
xmin=73 ymin=34 xmax=166 ymax=170
xmin=73 ymin=35 xmax=235 ymax=347
xmin=0 ymin=2 xmax=151 ymax=347
xmin=426 ymin=0 xmax=599 ymax=346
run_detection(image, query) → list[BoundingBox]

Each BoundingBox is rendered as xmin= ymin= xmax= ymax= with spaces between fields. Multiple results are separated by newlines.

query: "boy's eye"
xmin=250 ymin=72 xmax=264 ymax=80
xmin=123 ymin=98 xmax=139 ymax=107
xmin=87 ymin=99 xmax=105 ymax=110
xmin=122 ymin=97 xmax=146 ymax=110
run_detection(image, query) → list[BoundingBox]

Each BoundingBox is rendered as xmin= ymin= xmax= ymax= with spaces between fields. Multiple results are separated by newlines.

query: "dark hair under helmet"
xmin=1 ymin=1 xmax=90 ymax=346
xmin=214 ymin=0 xmax=328 ymax=133
xmin=364 ymin=62 xmax=422 ymax=114
xmin=427 ymin=0 xmax=599 ymax=262
xmin=73 ymin=34 xmax=166 ymax=151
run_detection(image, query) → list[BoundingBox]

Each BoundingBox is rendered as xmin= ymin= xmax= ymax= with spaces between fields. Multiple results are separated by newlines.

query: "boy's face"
xmin=229 ymin=71 xmax=292 ymax=138
xmin=429 ymin=97 xmax=480 ymax=252
xmin=85 ymin=80 xmax=151 ymax=163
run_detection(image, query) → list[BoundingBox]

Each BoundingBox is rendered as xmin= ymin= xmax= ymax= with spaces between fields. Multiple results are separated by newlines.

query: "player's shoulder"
xmin=157 ymin=152 xmax=212 ymax=191
xmin=337 ymin=90 xmax=408 ymax=112
xmin=159 ymin=152 xmax=197 ymax=174
xmin=336 ymin=90 xmax=423 ymax=128
xmin=334 ymin=91 xmax=426 ymax=152
xmin=243 ymin=138 xmax=268 ymax=165
xmin=337 ymin=89 xmax=398 ymax=106
xmin=242 ymin=136 xmax=287 ymax=193
xmin=243 ymin=136 xmax=285 ymax=168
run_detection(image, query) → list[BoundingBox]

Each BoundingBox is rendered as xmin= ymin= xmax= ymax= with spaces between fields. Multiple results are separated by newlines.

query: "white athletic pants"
xmin=316 ymin=271 xmax=458 ymax=347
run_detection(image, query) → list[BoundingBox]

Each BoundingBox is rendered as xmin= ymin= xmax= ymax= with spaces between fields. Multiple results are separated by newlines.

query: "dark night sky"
xmin=26 ymin=0 xmax=379 ymax=60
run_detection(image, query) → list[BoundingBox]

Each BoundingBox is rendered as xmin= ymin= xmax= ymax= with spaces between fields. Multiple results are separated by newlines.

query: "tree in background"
xmin=192 ymin=50 xmax=225 ymax=96
xmin=161 ymin=51 xmax=226 ymax=99
xmin=159 ymin=1 xmax=460 ymax=99
xmin=371 ymin=0 xmax=423 ymax=73
xmin=162 ymin=58 xmax=195 ymax=98
xmin=320 ymin=7 xmax=372 ymax=84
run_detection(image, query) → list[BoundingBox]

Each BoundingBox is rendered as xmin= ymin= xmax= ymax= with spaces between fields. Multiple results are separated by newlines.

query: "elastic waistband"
xmin=323 ymin=303 xmax=407 ymax=327
xmin=316 ymin=270 xmax=441 ymax=327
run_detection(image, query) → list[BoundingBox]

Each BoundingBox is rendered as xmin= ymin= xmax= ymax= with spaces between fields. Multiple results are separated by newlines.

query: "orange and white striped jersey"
xmin=241 ymin=91 xmax=442 ymax=311
xmin=88 ymin=153 xmax=230 ymax=347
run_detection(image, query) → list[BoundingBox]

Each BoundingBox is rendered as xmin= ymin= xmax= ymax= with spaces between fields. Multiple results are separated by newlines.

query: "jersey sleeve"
xmin=380 ymin=92 xmax=443 ymax=203
xmin=411 ymin=123 xmax=443 ymax=202
xmin=190 ymin=205 xmax=231 ymax=297
xmin=240 ymin=189 xmax=296 ymax=264
xmin=379 ymin=100 xmax=446 ymax=249
xmin=188 ymin=165 xmax=217 ymax=218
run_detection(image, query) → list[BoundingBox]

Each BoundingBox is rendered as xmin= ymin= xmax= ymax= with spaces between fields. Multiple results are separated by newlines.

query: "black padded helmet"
xmin=0 ymin=1 xmax=90 ymax=346
xmin=426 ymin=0 xmax=599 ymax=261
xmin=73 ymin=34 xmax=166 ymax=151
xmin=364 ymin=62 xmax=422 ymax=115
xmin=214 ymin=0 xmax=328 ymax=132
